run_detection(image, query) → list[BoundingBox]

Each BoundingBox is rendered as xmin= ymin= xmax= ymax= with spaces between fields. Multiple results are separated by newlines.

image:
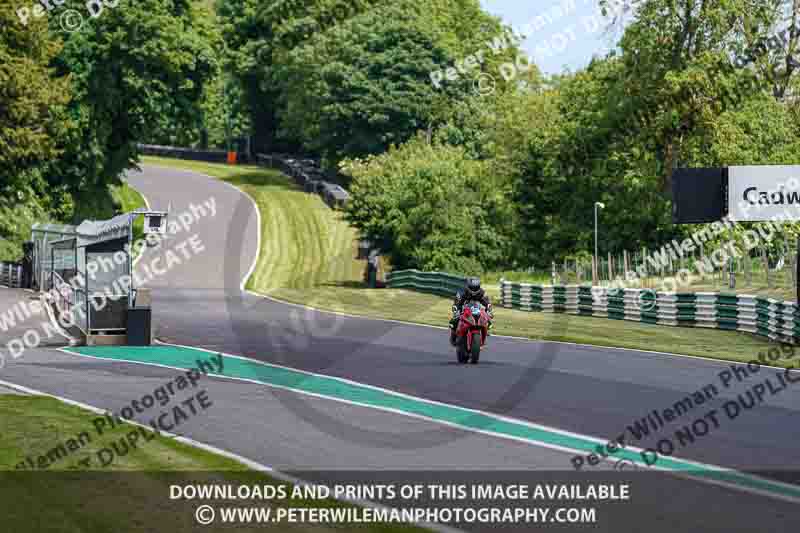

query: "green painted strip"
xmin=63 ymin=345 xmax=800 ymax=501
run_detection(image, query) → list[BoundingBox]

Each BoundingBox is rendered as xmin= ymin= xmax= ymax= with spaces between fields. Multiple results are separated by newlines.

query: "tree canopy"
xmin=5 ymin=0 xmax=800 ymax=271
xmin=1 ymin=0 xmax=216 ymax=258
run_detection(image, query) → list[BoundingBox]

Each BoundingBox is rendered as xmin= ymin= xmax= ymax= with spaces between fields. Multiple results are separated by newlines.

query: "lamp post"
xmin=594 ymin=202 xmax=605 ymax=284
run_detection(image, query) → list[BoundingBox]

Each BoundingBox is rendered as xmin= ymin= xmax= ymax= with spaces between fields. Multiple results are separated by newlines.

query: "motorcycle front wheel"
xmin=469 ymin=332 xmax=481 ymax=364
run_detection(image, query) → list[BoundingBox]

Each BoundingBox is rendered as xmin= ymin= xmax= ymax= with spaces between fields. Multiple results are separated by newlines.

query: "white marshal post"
xmin=128 ymin=208 xmax=169 ymax=304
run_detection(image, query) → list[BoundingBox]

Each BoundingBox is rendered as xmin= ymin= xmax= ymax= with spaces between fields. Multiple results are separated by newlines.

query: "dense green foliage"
xmin=52 ymin=0 xmax=216 ymax=214
xmin=6 ymin=0 xmax=800 ymax=273
xmin=343 ymin=0 xmax=800 ymax=272
xmin=218 ymin=0 xmax=518 ymax=161
xmin=0 ymin=0 xmax=216 ymax=259
xmin=1 ymin=1 xmax=72 ymax=259
xmin=344 ymin=136 xmax=515 ymax=273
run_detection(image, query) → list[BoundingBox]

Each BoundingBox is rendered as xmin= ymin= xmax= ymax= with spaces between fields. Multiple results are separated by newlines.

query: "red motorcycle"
xmin=455 ymin=302 xmax=490 ymax=364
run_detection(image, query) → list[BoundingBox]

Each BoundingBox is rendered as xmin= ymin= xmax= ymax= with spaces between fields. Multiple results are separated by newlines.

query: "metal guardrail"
xmin=256 ymin=153 xmax=350 ymax=209
xmin=385 ymin=269 xmax=466 ymax=297
xmin=50 ymin=272 xmax=74 ymax=314
xmin=500 ymin=281 xmax=800 ymax=345
xmin=137 ymin=144 xmax=349 ymax=209
xmin=138 ymin=143 xmax=232 ymax=163
xmin=0 ymin=261 xmax=22 ymax=288
xmin=48 ymin=272 xmax=87 ymax=335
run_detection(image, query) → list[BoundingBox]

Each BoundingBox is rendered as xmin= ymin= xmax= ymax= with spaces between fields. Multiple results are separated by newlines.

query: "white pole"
xmin=594 ymin=204 xmax=598 ymax=272
xmin=594 ymin=202 xmax=604 ymax=283
xmin=129 ymin=213 xmax=134 ymax=306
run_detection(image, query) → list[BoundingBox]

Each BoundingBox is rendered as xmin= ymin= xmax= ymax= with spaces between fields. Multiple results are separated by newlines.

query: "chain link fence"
xmin=547 ymin=242 xmax=799 ymax=302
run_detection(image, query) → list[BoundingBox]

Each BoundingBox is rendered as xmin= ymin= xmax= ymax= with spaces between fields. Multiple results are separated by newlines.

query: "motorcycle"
xmin=454 ymin=302 xmax=490 ymax=364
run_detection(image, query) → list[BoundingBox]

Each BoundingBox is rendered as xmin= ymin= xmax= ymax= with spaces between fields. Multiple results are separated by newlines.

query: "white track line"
xmin=0 ymin=374 xmax=459 ymax=533
xmin=141 ymin=163 xmax=788 ymax=373
xmin=133 ymin=163 xmax=465 ymax=531
xmin=137 ymin=164 xmax=259 ymax=291
xmin=57 ymin=341 xmax=800 ymax=506
xmin=119 ymin=163 xmax=800 ymax=505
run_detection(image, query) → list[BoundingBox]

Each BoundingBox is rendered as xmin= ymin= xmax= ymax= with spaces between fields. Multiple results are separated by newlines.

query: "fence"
xmin=0 ymin=261 xmax=23 ymax=288
xmin=551 ymin=241 xmax=799 ymax=302
xmin=500 ymin=281 xmax=800 ymax=345
xmin=385 ymin=270 xmax=466 ymax=297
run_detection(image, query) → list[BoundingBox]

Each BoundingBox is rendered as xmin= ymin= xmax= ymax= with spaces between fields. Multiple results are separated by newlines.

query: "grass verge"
xmin=110 ymin=181 xmax=147 ymax=246
xmin=140 ymin=157 xmax=787 ymax=367
xmin=142 ymin=156 xmax=363 ymax=289
xmin=0 ymin=395 xmax=424 ymax=533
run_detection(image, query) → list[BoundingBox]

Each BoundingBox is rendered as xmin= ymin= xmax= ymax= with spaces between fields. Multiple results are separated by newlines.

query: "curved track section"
xmin=0 ymin=164 xmax=798 ymax=531
xmin=127 ymin=165 xmax=800 ymax=476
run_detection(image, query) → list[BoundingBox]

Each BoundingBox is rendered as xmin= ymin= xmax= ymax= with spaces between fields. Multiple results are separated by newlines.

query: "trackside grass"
xmin=0 ymin=395 xmax=426 ymax=533
xmin=141 ymin=157 xmax=363 ymax=289
xmin=140 ymin=157 xmax=788 ymax=367
xmin=111 ymin=181 xmax=147 ymax=241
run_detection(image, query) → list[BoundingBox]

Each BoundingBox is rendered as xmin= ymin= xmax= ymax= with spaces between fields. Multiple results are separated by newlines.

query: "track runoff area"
xmin=1 ymin=163 xmax=797 ymax=533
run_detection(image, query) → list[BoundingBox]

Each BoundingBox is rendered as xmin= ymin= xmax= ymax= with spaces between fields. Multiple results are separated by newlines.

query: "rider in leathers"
xmin=449 ymin=278 xmax=493 ymax=346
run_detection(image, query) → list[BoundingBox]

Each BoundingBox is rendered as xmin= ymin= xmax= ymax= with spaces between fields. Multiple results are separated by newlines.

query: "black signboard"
xmin=671 ymin=167 xmax=728 ymax=224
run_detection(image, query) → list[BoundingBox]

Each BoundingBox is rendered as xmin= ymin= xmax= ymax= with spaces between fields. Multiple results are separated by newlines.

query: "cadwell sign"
xmin=672 ymin=164 xmax=800 ymax=302
xmin=728 ymin=165 xmax=800 ymax=222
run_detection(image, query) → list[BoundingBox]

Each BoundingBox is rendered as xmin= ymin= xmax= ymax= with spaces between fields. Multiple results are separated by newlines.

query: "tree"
xmin=0 ymin=2 xmax=73 ymax=259
xmin=344 ymin=136 xmax=515 ymax=273
xmin=278 ymin=3 xmax=471 ymax=162
xmin=601 ymin=0 xmax=790 ymax=193
xmin=49 ymin=0 xmax=217 ymax=218
xmin=219 ymin=0 xmax=518 ymax=160
xmin=218 ymin=0 xmax=382 ymax=152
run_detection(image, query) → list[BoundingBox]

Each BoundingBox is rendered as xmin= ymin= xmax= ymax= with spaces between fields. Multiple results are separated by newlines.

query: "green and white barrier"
xmin=500 ymin=281 xmax=799 ymax=345
xmin=385 ymin=271 xmax=799 ymax=344
xmin=385 ymin=270 xmax=466 ymax=298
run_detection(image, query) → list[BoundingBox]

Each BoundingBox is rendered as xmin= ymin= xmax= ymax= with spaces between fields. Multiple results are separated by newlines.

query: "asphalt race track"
xmin=127 ymin=165 xmax=800 ymax=475
xmin=2 ymin=164 xmax=799 ymax=531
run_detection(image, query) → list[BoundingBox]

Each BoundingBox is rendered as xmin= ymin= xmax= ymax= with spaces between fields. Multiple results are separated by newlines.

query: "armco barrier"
xmin=138 ymin=143 xmax=234 ymax=163
xmin=385 ymin=270 xmax=466 ymax=298
xmin=137 ymin=144 xmax=349 ymax=209
xmin=256 ymin=153 xmax=349 ymax=209
xmin=500 ymin=280 xmax=800 ymax=345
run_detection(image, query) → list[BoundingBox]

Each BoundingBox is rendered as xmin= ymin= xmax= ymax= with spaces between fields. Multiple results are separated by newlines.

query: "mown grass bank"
xmin=111 ymin=181 xmax=147 ymax=244
xmin=0 ymin=395 xmax=425 ymax=533
xmin=142 ymin=156 xmax=363 ymax=289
